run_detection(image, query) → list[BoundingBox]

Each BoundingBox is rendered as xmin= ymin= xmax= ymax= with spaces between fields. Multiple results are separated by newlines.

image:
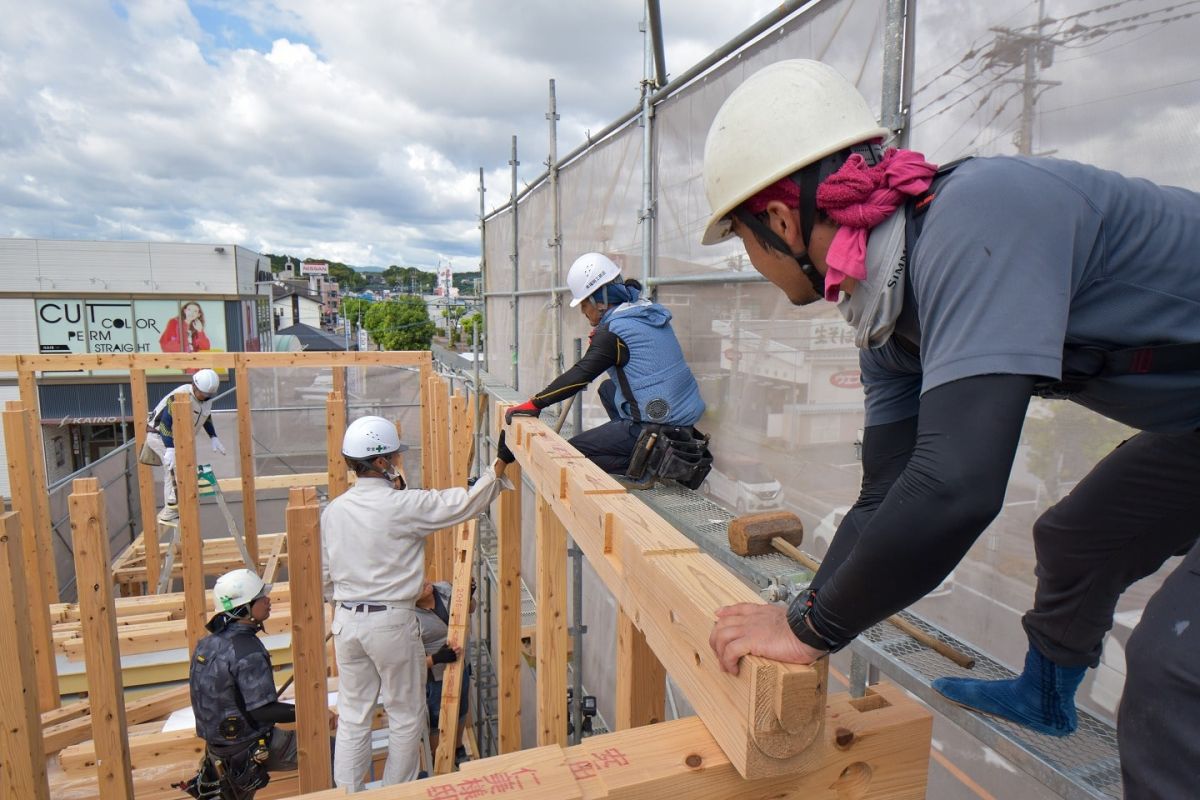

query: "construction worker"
xmin=145 ymin=367 xmax=226 ymax=522
xmin=701 ymin=59 xmax=1200 ymax=798
xmin=506 ymin=252 xmax=709 ymax=484
xmin=415 ymin=578 xmax=475 ymax=764
xmin=182 ymin=569 xmax=302 ymax=799
xmin=321 ymin=416 xmax=515 ymax=791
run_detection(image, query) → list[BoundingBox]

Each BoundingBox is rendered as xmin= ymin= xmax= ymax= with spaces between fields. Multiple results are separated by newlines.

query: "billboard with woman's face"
xmin=36 ymin=299 xmax=227 ymax=355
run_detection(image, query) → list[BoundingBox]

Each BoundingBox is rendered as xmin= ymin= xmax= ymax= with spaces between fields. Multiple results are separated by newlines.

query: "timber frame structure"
xmin=0 ymin=351 xmax=931 ymax=800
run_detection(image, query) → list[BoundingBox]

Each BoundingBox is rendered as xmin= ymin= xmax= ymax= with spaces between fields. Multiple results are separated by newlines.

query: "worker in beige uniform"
xmin=321 ymin=416 xmax=515 ymax=791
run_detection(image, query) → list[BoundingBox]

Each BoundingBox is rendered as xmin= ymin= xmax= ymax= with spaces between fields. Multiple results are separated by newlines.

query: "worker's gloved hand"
xmin=210 ymin=436 xmax=227 ymax=455
xmin=163 ymin=447 xmax=176 ymax=471
xmin=504 ymin=400 xmax=540 ymax=426
xmin=431 ymin=644 xmax=458 ymax=665
xmin=496 ymin=430 xmax=516 ymax=464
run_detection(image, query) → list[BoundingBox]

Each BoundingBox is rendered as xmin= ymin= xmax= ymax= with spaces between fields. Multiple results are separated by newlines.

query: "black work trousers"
xmin=567 ymin=380 xmax=641 ymax=474
xmin=1019 ymin=429 xmax=1200 ymax=797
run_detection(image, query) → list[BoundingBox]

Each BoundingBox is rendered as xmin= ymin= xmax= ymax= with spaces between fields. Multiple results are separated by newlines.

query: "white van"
xmin=702 ymin=458 xmax=783 ymax=514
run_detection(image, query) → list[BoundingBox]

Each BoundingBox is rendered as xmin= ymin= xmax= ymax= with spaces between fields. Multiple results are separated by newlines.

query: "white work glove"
xmin=163 ymin=447 xmax=176 ymax=471
xmin=211 ymin=436 xmax=227 ymax=455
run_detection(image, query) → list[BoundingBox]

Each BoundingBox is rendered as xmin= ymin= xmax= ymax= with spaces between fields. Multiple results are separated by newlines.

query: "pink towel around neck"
xmin=816 ymin=149 xmax=938 ymax=301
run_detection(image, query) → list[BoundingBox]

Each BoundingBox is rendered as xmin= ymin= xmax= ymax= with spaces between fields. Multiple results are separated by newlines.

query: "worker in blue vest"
xmin=700 ymin=59 xmax=1200 ymax=799
xmin=506 ymin=253 xmax=709 ymax=485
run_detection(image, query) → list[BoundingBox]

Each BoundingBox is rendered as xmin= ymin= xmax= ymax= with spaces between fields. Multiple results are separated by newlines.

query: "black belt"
xmin=341 ymin=603 xmax=388 ymax=613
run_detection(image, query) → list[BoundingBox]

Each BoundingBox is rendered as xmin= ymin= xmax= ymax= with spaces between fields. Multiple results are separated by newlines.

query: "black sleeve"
xmin=531 ymin=325 xmax=629 ymax=409
xmin=251 ymin=701 xmax=296 ymax=724
xmin=805 ymin=374 xmax=1034 ymax=645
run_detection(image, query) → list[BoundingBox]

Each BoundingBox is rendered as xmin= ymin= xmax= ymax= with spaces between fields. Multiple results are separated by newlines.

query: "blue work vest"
xmin=603 ymin=300 xmax=705 ymax=426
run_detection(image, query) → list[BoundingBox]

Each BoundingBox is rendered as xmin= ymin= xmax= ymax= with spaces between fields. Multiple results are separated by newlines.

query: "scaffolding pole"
xmin=639 ymin=2 xmax=656 ymax=288
xmin=509 ymin=135 xmax=520 ymax=392
xmin=548 ymin=79 xmax=564 ymax=376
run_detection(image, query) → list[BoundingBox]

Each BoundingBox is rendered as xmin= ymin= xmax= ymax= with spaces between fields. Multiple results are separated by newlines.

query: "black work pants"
xmin=1019 ymin=429 xmax=1200 ymax=797
xmin=567 ymin=380 xmax=641 ymax=473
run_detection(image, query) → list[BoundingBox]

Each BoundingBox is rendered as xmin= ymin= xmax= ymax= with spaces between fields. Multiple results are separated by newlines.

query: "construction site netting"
xmin=481 ymin=0 xmax=1200 ymax=747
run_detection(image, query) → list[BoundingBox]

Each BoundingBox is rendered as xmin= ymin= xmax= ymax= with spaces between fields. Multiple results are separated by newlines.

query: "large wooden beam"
xmin=2 ymin=402 xmax=58 ymax=710
xmin=129 ymin=369 xmax=162 ymax=592
xmin=16 ymin=359 xmax=58 ymax=601
xmin=494 ymin=403 xmax=523 ymax=754
xmin=615 ymin=607 xmax=665 ymax=730
xmin=419 ymin=361 xmax=433 ymax=491
xmin=535 ymin=495 xmax=568 ymax=748
xmin=172 ymin=393 xmax=206 ymax=652
xmin=449 ymin=391 xmax=473 ymax=486
xmin=234 ymin=356 xmax=259 ymax=562
xmin=286 ymin=486 xmax=332 ymax=793
xmin=325 ymin=390 xmax=349 ymax=500
xmin=0 ymin=511 xmax=51 ymax=799
xmin=69 ymin=478 xmax=135 ymax=799
xmin=433 ymin=521 xmax=479 ymax=774
xmin=42 ymin=683 xmax=192 ymax=754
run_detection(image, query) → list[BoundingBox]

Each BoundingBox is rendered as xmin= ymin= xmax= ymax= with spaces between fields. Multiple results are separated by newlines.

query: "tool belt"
xmin=625 ymin=424 xmax=712 ymax=490
xmin=175 ymin=738 xmax=271 ymax=800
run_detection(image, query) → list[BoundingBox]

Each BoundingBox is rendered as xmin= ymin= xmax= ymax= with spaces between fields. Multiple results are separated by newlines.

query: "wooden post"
xmin=332 ymin=365 xmax=346 ymax=398
xmin=234 ymin=356 xmax=259 ymax=563
xmin=535 ymin=495 xmax=568 ymax=748
xmin=325 ymin=390 xmax=348 ymax=500
xmin=286 ymin=486 xmax=332 ymax=793
xmin=2 ymin=403 xmax=58 ymax=711
xmin=495 ymin=449 xmax=522 ymax=753
xmin=433 ymin=521 xmax=479 ymax=774
xmin=129 ymin=369 xmax=161 ymax=592
xmin=435 ymin=378 xmax=454 ymax=580
xmin=0 ymin=511 xmax=51 ymax=799
xmin=172 ymin=393 xmax=205 ymax=652
xmin=449 ymin=391 xmax=473 ymax=486
xmin=69 ymin=478 xmax=135 ymax=799
xmin=615 ymin=607 xmax=666 ymax=729
xmin=419 ymin=361 xmax=433 ymax=491
xmin=16 ymin=359 xmax=58 ymax=601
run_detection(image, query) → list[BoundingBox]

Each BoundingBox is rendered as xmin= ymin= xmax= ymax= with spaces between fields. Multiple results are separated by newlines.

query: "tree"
xmin=443 ymin=305 xmax=468 ymax=349
xmin=460 ymin=312 xmax=484 ymax=348
xmin=340 ymin=297 xmax=371 ymax=332
xmin=364 ymin=296 xmax=436 ymax=351
xmin=326 ymin=262 xmax=366 ymax=292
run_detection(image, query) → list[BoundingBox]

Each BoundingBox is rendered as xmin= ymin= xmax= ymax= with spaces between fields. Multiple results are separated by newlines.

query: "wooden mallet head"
xmin=728 ymin=510 xmax=805 ymax=557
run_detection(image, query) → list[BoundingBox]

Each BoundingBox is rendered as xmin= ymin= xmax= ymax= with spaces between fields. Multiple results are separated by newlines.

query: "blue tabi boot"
xmin=932 ymin=644 xmax=1087 ymax=737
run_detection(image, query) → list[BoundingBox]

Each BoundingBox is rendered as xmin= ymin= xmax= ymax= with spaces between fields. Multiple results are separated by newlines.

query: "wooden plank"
xmin=325 ymin=390 xmax=349 ymax=500
xmin=262 ymin=528 xmax=288 ymax=584
xmin=2 ymin=403 xmax=59 ymax=710
xmin=129 ymin=369 xmax=162 ymax=592
xmin=433 ymin=521 xmax=479 ymax=774
xmin=16 ymin=359 xmax=58 ymax=601
xmin=286 ymin=486 xmax=333 ymax=793
xmin=535 ymin=495 xmax=568 ymax=748
xmin=68 ymin=478 xmax=135 ymax=799
xmin=494 ymin=452 xmax=523 ymax=754
xmin=234 ymin=356 xmax=259 ymax=563
xmin=41 ymin=684 xmax=192 ymax=754
xmin=449 ymin=391 xmax=473 ymax=486
xmin=419 ymin=361 xmax=433 ymax=491
xmin=216 ymin=471 xmax=335 ymax=492
xmin=0 ymin=511 xmax=51 ymax=799
xmin=172 ymin=393 xmax=206 ymax=653
xmin=615 ymin=607 xmax=665 ymax=730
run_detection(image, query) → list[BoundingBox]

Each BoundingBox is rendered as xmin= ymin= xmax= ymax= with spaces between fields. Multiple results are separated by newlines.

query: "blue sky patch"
xmin=187 ymin=1 xmax=317 ymax=58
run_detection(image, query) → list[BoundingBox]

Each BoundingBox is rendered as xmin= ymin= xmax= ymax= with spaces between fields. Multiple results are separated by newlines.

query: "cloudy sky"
xmin=1 ymin=0 xmax=785 ymax=270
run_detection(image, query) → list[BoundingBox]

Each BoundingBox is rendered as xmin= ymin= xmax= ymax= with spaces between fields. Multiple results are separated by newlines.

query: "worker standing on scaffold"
xmin=142 ymin=367 xmax=227 ymax=523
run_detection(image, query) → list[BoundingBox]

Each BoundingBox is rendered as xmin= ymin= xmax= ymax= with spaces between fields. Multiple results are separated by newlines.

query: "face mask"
xmin=836 ymin=210 xmax=907 ymax=348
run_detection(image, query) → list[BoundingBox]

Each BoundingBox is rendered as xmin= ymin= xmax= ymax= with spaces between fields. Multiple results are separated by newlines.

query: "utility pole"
xmin=992 ymin=0 xmax=1060 ymax=155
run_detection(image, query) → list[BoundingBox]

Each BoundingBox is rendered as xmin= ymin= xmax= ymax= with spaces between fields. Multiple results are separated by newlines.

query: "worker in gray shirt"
xmin=415 ymin=578 xmax=476 ymax=763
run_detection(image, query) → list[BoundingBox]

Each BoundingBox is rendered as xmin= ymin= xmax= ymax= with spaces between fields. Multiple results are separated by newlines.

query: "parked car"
xmin=702 ymin=457 xmax=783 ymax=514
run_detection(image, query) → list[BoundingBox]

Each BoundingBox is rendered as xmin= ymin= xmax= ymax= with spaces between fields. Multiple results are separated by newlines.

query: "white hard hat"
xmin=193 ymin=368 xmax=220 ymax=395
xmin=213 ymin=569 xmax=270 ymax=612
xmin=567 ymin=253 xmax=622 ymax=308
xmin=700 ymin=59 xmax=889 ymax=246
xmin=342 ymin=415 xmax=408 ymax=460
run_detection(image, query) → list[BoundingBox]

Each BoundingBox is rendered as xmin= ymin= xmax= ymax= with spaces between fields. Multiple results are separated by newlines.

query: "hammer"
xmin=728 ymin=511 xmax=975 ymax=669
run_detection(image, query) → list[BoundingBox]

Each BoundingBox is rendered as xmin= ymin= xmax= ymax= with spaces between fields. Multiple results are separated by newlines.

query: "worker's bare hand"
xmin=328 ymin=709 xmax=339 ymax=732
xmin=709 ymin=603 xmax=823 ymax=675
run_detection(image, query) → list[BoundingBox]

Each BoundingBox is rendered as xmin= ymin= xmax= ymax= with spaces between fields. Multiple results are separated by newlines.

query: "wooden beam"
xmin=419 ymin=361 xmax=433 ymax=491
xmin=234 ymin=356 xmax=259 ymax=563
xmin=449 ymin=391 xmax=472 ymax=486
xmin=0 ymin=511 xmax=51 ymax=799
xmin=68 ymin=478 xmax=135 ymax=799
xmin=216 ymin=471 xmax=335 ymax=493
xmin=325 ymin=390 xmax=348 ymax=500
xmin=16 ymin=358 xmax=58 ymax=601
xmin=615 ymin=607 xmax=665 ymax=730
xmin=535 ymin=495 xmax=568 ymax=748
xmin=42 ymin=684 xmax=191 ymax=754
xmin=286 ymin=486 xmax=332 ymax=793
xmin=128 ymin=369 xmax=161 ymax=592
xmin=332 ymin=365 xmax=347 ymax=398
xmin=2 ymin=403 xmax=58 ymax=710
xmin=172 ymin=393 xmax=205 ymax=653
xmin=433 ymin=521 xmax=478 ymax=774
xmin=494 ymin=422 xmax=523 ymax=754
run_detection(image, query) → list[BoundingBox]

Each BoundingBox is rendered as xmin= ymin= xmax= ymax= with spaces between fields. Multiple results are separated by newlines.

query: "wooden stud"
xmin=615 ymin=607 xmax=665 ymax=730
xmin=535 ymin=495 xmax=568 ymax=748
xmin=128 ymin=369 xmax=161 ymax=592
xmin=234 ymin=356 xmax=259 ymax=563
xmin=332 ymin=365 xmax=347 ymax=398
xmin=449 ymin=391 xmax=473 ymax=486
xmin=172 ymin=393 xmax=205 ymax=653
xmin=286 ymin=485 xmax=333 ymax=793
xmin=42 ymin=683 xmax=193 ymax=754
xmin=0 ymin=511 xmax=51 ymax=799
xmin=16 ymin=359 xmax=58 ymax=601
xmin=325 ymin=390 xmax=349 ymax=501
xmin=68 ymin=478 xmax=135 ymax=799
xmin=1 ymin=403 xmax=59 ymax=711
xmin=433 ymin=521 xmax=479 ymax=774
xmin=419 ymin=362 xmax=433 ymax=491
xmin=435 ymin=378 xmax=454 ymax=580
xmin=495 ymin=454 xmax=523 ymax=754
